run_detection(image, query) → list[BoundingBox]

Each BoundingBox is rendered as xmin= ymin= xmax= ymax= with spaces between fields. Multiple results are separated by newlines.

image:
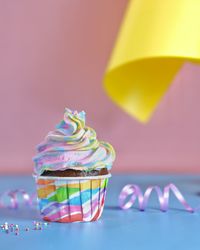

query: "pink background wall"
xmin=1 ymin=0 xmax=200 ymax=174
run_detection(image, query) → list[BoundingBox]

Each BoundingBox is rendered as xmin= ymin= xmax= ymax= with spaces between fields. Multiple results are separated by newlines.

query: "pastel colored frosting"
xmin=33 ymin=108 xmax=116 ymax=175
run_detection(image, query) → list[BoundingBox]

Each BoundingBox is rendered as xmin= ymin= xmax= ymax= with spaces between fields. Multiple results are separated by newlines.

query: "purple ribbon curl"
xmin=0 ymin=184 xmax=199 ymax=213
xmin=119 ymin=183 xmax=199 ymax=212
xmin=0 ymin=190 xmax=37 ymax=209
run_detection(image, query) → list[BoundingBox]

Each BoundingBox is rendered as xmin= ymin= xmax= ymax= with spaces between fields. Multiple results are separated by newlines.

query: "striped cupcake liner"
xmin=34 ymin=174 xmax=111 ymax=223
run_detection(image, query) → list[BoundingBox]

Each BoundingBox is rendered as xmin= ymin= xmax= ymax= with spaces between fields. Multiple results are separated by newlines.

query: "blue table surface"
xmin=1 ymin=174 xmax=200 ymax=250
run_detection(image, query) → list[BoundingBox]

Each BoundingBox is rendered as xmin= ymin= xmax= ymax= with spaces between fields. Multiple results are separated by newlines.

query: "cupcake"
xmin=33 ymin=108 xmax=115 ymax=223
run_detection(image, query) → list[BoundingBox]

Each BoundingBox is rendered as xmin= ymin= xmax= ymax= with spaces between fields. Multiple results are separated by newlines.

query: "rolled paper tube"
xmin=104 ymin=0 xmax=200 ymax=122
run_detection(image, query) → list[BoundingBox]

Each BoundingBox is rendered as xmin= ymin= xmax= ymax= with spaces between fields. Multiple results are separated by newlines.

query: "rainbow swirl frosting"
xmin=33 ymin=108 xmax=115 ymax=175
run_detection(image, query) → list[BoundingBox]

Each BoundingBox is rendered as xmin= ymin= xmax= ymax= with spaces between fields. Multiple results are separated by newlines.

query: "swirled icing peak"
xmin=33 ymin=108 xmax=115 ymax=175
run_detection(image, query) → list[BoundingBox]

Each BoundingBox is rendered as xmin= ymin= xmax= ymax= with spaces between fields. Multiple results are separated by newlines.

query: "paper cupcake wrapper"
xmin=34 ymin=174 xmax=111 ymax=223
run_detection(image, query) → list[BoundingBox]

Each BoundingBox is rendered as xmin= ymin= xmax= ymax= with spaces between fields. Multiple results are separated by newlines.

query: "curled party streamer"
xmin=0 ymin=184 xmax=199 ymax=213
xmin=0 ymin=190 xmax=37 ymax=209
xmin=119 ymin=183 xmax=199 ymax=212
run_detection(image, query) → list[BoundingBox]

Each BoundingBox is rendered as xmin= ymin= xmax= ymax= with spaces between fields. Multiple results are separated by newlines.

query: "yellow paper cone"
xmin=104 ymin=0 xmax=200 ymax=123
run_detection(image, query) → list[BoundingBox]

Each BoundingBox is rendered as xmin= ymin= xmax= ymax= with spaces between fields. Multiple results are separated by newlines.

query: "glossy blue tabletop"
xmin=0 ymin=174 xmax=200 ymax=250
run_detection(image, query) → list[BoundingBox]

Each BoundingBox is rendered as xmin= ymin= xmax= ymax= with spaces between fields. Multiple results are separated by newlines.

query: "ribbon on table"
xmin=0 ymin=184 xmax=199 ymax=213
xmin=119 ymin=183 xmax=199 ymax=212
xmin=104 ymin=0 xmax=200 ymax=123
xmin=0 ymin=190 xmax=37 ymax=209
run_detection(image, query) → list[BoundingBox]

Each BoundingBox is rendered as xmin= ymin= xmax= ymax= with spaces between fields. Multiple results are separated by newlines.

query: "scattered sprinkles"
xmin=0 ymin=221 xmax=50 ymax=236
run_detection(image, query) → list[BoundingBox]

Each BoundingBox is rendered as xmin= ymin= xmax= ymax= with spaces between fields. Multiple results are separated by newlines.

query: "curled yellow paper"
xmin=104 ymin=0 xmax=200 ymax=123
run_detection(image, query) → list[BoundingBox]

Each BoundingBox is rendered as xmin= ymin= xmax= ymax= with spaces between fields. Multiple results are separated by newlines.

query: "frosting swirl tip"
xmin=33 ymin=108 xmax=115 ymax=175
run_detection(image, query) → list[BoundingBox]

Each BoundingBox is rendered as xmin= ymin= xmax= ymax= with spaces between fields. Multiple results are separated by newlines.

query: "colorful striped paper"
xmin=35 ymin=176 xmax=109 ymax=223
